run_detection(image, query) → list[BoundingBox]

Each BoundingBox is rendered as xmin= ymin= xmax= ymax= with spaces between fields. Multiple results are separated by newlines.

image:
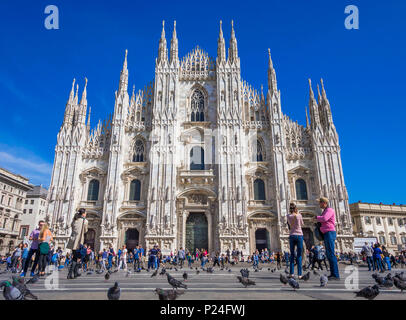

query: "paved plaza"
xmin=1 ymin=262 xmax=405 ymax=300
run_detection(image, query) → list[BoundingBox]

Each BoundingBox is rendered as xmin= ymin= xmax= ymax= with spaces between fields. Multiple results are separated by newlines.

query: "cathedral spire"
xmin=87 ymin=106 xmax=91 ymax=131
xmin=80 ymin=77 xmax=88 ymax=106
xmin=267 ymin=48 xmax=277 ymax=94
xmin=69 ymin=78 xmax=75 ymax=103
xmin=130 ymin=84 xmax=136 ymax=106
xmin=320 ymin=78 xmax=333 ymax=126
xmin=306 ymin=106 xmax=310 ymax=128
xmin=158 ymin=20 xmax=168 ymax=64
xmin=119 ymin=50 xmax=129 ymax=93
xmin=170 ymin=20 xmax=179 ymax=64
xmin=74 ymin=83 xmax=79 ymax=105
xmin=217 ymin=20 xmax=226 ymax=63
xmin=308 ymin=79 xmax=320 ymax=129
xmin=228 ymin=20 xmax=238 ymax=64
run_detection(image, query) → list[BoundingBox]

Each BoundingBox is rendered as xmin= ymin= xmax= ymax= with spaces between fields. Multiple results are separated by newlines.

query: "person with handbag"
xmin=66 ymin=208 xmax=88 ymax=279
xmin=38 ymin=223 xmax=54 ymax=276
xmin=315 ymin=197 xmax=340 ymax=280
xmin=287 ymin=203 xmax=304 ymax=278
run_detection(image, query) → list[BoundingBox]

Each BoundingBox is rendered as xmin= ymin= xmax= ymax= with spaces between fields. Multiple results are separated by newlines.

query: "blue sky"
xmin=0 ymin=0 xmax=405 ymax=205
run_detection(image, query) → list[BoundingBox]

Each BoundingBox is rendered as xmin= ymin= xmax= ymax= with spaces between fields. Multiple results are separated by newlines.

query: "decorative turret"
xmin=170 ymin=21 xmax=179 ymax=65
xmin=157 ymin=20 xmax=168 ymax=64
xmin=267 ymin=48 xmax=278 ymax=95
xmin=63 ymin=78 xmax=76 ymax=127
xmin=227 ymin=20 xmax=239 ymax=65
xmin=217 ymin=20 xmax=226 ymax=63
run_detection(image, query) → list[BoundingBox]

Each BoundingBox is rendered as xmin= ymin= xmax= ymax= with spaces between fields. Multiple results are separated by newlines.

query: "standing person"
xmin=382 ymin=246 xmax=391 ymax=271
xmin=11 ymin=243 xmax=23 ymax=273
xmin=287 ymin=203 xmax=304 ymax=278
xmin=133 ymin=246 xmax=140 ymax=271
xmin=107 ymin=244 xmax=115 ymax=270
xmin=37 ymin=223 xmax=54 ymax=276
xmin=101 ymin=249 xmax=108 ymax=271
xmin=178 ymin=247 xmax=185 ymax=268
xmin=20 ymin=243 xmax=29 ymax=273
xmin=373 ymin=243 xmax=384 ymax=273
xmin=361 ymin=242 xmax=374 ymax=271
xmin=66 ymin=208 xmax=88 ymax=279
xmin=20 ymin=220 xmax=44 ymax=277
xmin=276 ymin=251 xmax=281 ymax=269
xmin=315 ymin=197 xmax=340 ymax=280
xmin=119 ymin=245 xmax=128 ymax=270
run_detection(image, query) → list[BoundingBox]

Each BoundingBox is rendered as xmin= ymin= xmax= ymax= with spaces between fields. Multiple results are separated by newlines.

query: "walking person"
xmin=20 ymin=243 xmax=29 ymax=273
xmin=381 ymin=246 xmax=391 ymax=271
xmin=20 ymin=220 xmax=44 ymax=277
xmin=118 ymin=245 xmax=128 ymax=270
xmin=287 ymin=203 xmax=304 ymax=278
xmin=373 ymin=243 xmax=384 ymax=273
xmin=11 ymin=243 xmax=23 ymax=273
xmin=37 ymin=223 xmax=54 ymax=276
xmin=66 ymin=208 xmax=88 ymax=279
xmin=315 ymin=197 xmax=340 ymax=280
xmin=178 ymin=247 xmax=185 ymax=268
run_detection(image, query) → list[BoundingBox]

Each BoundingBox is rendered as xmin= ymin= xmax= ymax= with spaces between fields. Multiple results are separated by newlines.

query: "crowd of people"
xmin=1 ymin=201 xmax=405 ymax=279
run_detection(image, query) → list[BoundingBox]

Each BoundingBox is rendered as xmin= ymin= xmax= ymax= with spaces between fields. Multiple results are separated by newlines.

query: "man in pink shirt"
xmin=316 ymin=197 xmax=340 ymax=280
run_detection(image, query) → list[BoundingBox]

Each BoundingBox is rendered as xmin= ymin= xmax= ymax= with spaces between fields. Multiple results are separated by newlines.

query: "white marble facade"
xmin=46 ymin=21 xmax=354 ymax=255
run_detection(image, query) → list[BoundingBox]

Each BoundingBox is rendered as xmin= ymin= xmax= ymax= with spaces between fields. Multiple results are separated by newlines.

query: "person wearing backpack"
xmin=37 ymin=223 xmax=54 ymax=276
xmin=315 ymin=197 xmax=340 ymax=280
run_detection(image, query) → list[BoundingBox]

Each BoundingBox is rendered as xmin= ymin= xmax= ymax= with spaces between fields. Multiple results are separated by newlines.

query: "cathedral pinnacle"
xmin=80 ymin=77 xmax=88 ymax=106
xmin=158 ymin=20 xmax=168 ymax=63
xmin=119 ymin=50 xmax=129 ymax=93
xmin=170 ymin=20 xmax=179 ymax=64
xmin=228 ymin=20 xmax=238 ymax=64
xmin=69 ymin=78 xmax=76 ymax=102
xmin=217 ymin=20 xmax=226 ymax=62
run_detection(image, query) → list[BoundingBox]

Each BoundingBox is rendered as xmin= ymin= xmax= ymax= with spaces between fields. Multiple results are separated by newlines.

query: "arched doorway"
xmin=84 ymin=229 xmax=96 ymax=250
xmin=186 ymin=213 xmax=208 ymax=254
xmin=255 ymin=228 xmax=270 ymax=251
xmin=125 ymin=228 xmax=139 ymax=251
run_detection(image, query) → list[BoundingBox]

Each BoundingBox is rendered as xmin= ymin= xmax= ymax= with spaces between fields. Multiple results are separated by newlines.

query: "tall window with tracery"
xmin=190 ymin=90 xmax=204 ymax=121
xmin=132 ymin=139 xmax=145 ymax=162
xmin=255 ymin=140 xmax=264 ymax=162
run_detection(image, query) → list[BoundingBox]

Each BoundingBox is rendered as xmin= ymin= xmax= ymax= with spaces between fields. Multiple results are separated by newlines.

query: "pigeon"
xmin=300 ymin=272 xmax=311 ymax=281
xmin=240 ymin=268 xmax=249 ymax=278
xmin=313 ymin=270 xmax=319 ymax=276
xmin=228 ymin=269 xmax=232 ymax=273
xmin=1 ymin=281 xmax=24 ymax=300
xmin=96 ymin=269 xmax=104 ymax=274
xmin=107 ymin=282 xmax=121 ymax=300
xmin=196 ymin=270 xmax=200 ymax=275
xmin=11 ymin=276 xmax=38 ymax=300
xmin=268 ymin=268 xmax=271 ymax=271
xmin=280 ymin=273 xmax=289 ymax=285
xmin=25 ymin=274 xmax=40 ymax=285
xmin=166 ymin=273 xmax=187 ymax=290
xmin=151 ymin=270 xmax=158 ymax=278
xmin=394 ymin=277 xmax=406 ymax=292
xmin=320 ymin=274 xmax=328 ymax=287
xmin=174 ymin=268 xmax=178 ymax=272
xmin=159 ymin=268 xmax=166 ymax=276
xmin=254 ymin=268 xmax=259 ymax=272
xmin=356 ymin=285 xmax=380 ymax=300
xmin=206 ymin=267 xmax=214 ymax=273
xmin=87 ymin=271 xmax=94 ymax=276
xmin=126 ymin=271 xmax=131 ymax=278
xmin=288 ymin=277 xmax=300 ymax=290
xmin=284 ymin=268 xmax=289 ymax=275
xmin=394 ymin=272 xmax=406 ymax=282
xmin=380 ymin=274 xmax=394 ymax=288
xmin=372 ymin=273 xmax=384 ymax=286
xmin=183 ymin=272 xmax=188 ymax=281
xmin=112 ymin=269 xmax=118 ymax=273
xmin=155 ymin=288 xmax=184 ymax=300
xmin=105 ymin=272 xmax=110 ymax=280
xmin=271 ymin=268 xmax=276 ymax=273
xmin=237 ymin=276 xmax=256 ymax=288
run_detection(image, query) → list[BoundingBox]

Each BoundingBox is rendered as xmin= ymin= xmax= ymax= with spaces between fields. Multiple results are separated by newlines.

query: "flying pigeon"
xmin=320 ymin=274 xmax=328 ymax=287
xmin=107 ymin=282 xmax=121 ymax=300
xmin=356 ymin=285 xmax=380 ymax=300
xmin=166 ymin=273 xmax=187 ymax=290
xmin=155 ymin=288 xmax=184 ymax=300
xmin=237 ymin=276 xmax=256 ymax=288
xmin=288 ymin=277 xmax=300 ymax=290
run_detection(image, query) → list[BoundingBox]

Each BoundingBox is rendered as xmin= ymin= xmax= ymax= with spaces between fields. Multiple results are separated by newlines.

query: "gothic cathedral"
xmin=46 ymin=21 xmax=354 ymax=255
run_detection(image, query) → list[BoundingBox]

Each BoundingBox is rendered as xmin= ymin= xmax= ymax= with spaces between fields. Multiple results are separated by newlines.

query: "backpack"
xmin=51 ymin=253 xmax=58 ymax=263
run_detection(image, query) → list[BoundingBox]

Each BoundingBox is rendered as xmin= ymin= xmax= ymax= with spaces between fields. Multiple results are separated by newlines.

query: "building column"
xmin=206 ymin=210 xmax=212 ymax=253
xmin=182 ymin=210 xmax=187 ymax=249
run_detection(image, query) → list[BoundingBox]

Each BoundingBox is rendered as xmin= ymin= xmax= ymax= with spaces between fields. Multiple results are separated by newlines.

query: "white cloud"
xmin=0 ymin=150 xmax=52 ymax=186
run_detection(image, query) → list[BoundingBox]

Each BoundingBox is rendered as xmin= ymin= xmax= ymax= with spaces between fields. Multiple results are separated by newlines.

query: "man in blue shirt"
xmin=133 ymin=246 xmax=140 ymax=271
